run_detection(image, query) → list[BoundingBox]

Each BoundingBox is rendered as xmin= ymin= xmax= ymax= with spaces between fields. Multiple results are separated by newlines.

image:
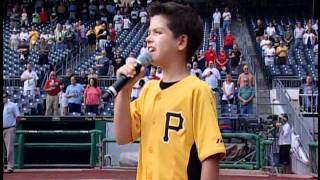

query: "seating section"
xmin=248 ymin=17 xmax=318 ymax=81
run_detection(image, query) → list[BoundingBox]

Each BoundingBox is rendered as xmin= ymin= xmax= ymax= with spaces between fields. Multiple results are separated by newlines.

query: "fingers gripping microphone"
xmin=102 ymin=49 xmax=152 ymax=100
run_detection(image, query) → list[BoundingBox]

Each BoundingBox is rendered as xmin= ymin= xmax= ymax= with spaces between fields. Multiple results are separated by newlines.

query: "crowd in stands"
xmin=5 ymin=1 xmax=258 ymax=116
xmin=254 ymin=18 xmax=318 ymax=66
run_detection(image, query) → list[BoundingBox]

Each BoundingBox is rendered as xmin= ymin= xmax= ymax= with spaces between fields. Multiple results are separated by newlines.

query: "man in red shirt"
xmin=108 ymin=23 xmax=117 ymax=46
xmin=216 ymin=49 xmax=228 ymax=70
xmin=224 ymin=30 xmax=235 ymax=52
xmin=204 ymin=45 xmax=217 ymax=66
xmin=44 ymin=71 xmax=62 ymax=116
xmin=39 ymin=8 xmax=48 ymax=24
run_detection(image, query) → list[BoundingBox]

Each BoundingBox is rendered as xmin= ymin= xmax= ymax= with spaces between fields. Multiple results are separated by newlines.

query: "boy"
xmin=114 ymin=2 xmax=226 ymax=179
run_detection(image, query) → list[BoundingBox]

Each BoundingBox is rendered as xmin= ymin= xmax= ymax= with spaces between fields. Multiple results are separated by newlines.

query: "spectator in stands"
xmin=104 ymin=35 xmax=114 ymax=59
xmin=314 ymin=41 xmax=318 ymax=66
xmin=276 ymin=41 xmax=288 ymax=65
xmin=221 ymin=74 xmax=235 ymax=112
xmin=68 ymin=2 xmax=77 ymax=21
xmin=44 ymin=71 xmax=61 ymax=116
xmin=139 ymin=7 xmax=148 ymax=24
xmin=224 ymin=30 xmax=235 ymax=52
xmin=100 ymin=2 xmax=108 ymax=24
xmin=108 ymin=23 xmax=117 ymax=45
xmin=222 ymin=7 xmax=231 ymax=35
xmin=202 ymin=61 xmax=221 ymax=92
xmin=47 ymin=30 xmax=55 ymax=48
xmin=20 ymin=63 xmax=39 ymax=97
xmin=273 ymin=36 xmax=281 ymax=49
xmin=29 ymin=26 xmax=39 ymax=49
xmin=39 ymin=7 xmax=48 ymax=24
xmin=208 ymin=30 xmax=217 ymax=51
xmin=229 ymin=44 xmax=242 ymax=73
xmin=263 ymin=41 xmax=275 ymax=66
xmin=190 ymin=61 xmax=202 ymax=78
xmin=156 ymin=66 xmax=163 ymax=79
xmin=312 ymin=19 xmax=318 ymax=36
xmin=237 ymin=65 xmax=255 ymax=87
xmin=57 ymin=1 xmax=67 ymax=21
xmin=216 ymin=49 xmax=228 ymax=71
xmin=19 ymin=27 xmax=29 ymax=42
xmin=186 ymin=63 xmax=192 ymax=72
xmin=78 ymin=70 xmax=88 ymax=87
xmin=88 ymin=1 xmax=97 ymax=19
xmin=204 ymin=45 xmax=217 ymax=66
xmin=64 ymin=27 xmax=75 ymax=50
xmin=196 ymin=50 xmax=207 ymax=72
xmin=88 ymin=68 xmax=98 ymax=80
xmin=66 ymin=75 xmax=84 ymax=115
xmin=112 ymin=49 xmax=126 ymax=74
xmin=260 ymin=34 xmax=272 ymax=53
xmin=238 ymin=77 xmax=255 ymax=114
xmin=86 ymin=25 xmax=96 ymax=53
xmin=294 ymin=22 xmax=305 ymax=49
xmin=300 ymin=75 xmax=317 ymax=112
xmin=284 ymin=25 xmax=294 ymax=47
xmin=84 ymin=78 xmax=102 ymax=115
xmin=3 ymin=91 xmax=21 ymax=173
xmin=20 ymin=7 xmax=28 ymax=27
xmin=97 ymin=24 xmax=109 ymax=51
xmin=32 ymin=10 xmax=40 ymax=25
xmin=305 ymin=19 xmax=316 ymax=35
xmin=114 ymin=11 xmax=124 ymax=32
xmin=9 ymin=6 xmax=19 ymax=28
xmin=95 ymin=20 xmax=103 ymax=50
xmin=212 ymin=8 xmax=221 ymax=30
xmin=40 ymin=29 xmax=49 ymax=42
xmin=277 ymin=113 xmax=291 ymax=174
xmin=147 ymin=66 xmax=160 ymax=80
xmin=10 ymin=29 xmax=19 ymax=51
xmin=96 ymin=50 xmax=111 ymax=76
xmin=54 ymin=23 xmax=64 ymax=49
xmin=38 ymin=38 xmax=49 ymax=65
xmin=131 ymin=7 xmax=139 ymax=24
xmin=254 ymin=19 xmax=265 ymax=42
xmin=131 ymin=78 xmax=145 ymax=101
xmin=50 ymin=7 xmax=58 ymax=25
xmin=265 ymin=21 xmax=276 ymax=41
xmin=17 ymin=39 xmax=29 ymax=64
xmin=303 ymin=29 xmax=316 ymax=49
xmin=123 ymin=15 xmax=131 ymax=30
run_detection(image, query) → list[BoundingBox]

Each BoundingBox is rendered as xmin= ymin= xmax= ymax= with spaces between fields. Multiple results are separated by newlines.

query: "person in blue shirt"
xmin=3 ymin=91 xmax=21 ymax=173
xmin=66 ymin=75 xmax=84 ymax=114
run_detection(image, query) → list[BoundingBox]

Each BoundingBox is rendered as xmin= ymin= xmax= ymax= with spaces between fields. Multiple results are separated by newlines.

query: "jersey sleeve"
xmin=193 ymin=85 xmax=226 ymax=162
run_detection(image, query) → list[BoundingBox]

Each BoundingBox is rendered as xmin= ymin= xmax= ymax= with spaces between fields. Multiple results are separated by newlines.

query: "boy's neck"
xmin=161 ymin=58 xmax=189 ymax=83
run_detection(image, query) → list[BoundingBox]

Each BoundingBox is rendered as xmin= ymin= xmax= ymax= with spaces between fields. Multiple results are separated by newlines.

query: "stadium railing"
xmin=308 ymin=141 xmax=318 ymax=177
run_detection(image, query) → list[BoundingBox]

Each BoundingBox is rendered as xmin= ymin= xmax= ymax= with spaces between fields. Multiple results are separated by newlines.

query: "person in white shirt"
xmin=123 ymin=16 xmax=131 ymax=30
xmin=19 ymin=27 xmax=29 ymax=42
xmin=222 ymin=7 xmax=231 ymax=35
xmin=276 ymin=113 xmax=292 ymax=174
xmin=212 ymin=8 xmax=221 ymax=30
xmin=294 ymin=22 xmax=305 ymax=49
xmin=265 ymin=22 xmax=276 ymax=39
xmin=139 ymin=8 xmax=148 ymax=24
xmin=10 ymin=29 xmax=19 ymax=51
xmin=202 ymin=61 xmax=221 ymax=91
xmin=264 ymin=42 xmax=275 ymax=66
xmin=303 ymin=30 xmax=316 ymax=49
xmin=260 ymin=34 xmax=272 ymax=53
xmin=20 ymin=63 xmax=39 ymax=97
xmin=312 ymin=19 xmax=318 ymax=36
xmin=130 ymin=8 xmax=139 ymax=24
xmin=21 ymin=8 xmax=28 ymax=27
xmin=113 ymin=11 xmax=123 ymax=32
xmin=131 ymin=78 xmax=145 ymax=101
xmin=221 ymin=74 xmax=235 ymax=113
xmin=40 ymin=29 xmax=49 ymax=42
xmin=190 ymin=62 xmax=202 ymax=79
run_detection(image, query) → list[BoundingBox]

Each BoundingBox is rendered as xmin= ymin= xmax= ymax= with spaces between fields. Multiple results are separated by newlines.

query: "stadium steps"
xmin=231 ymin=18 xmax=272 ymax=115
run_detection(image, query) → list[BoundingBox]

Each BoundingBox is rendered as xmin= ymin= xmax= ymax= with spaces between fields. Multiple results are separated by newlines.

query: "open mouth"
xmin=148 ymin=47 xmax=156 ymax=53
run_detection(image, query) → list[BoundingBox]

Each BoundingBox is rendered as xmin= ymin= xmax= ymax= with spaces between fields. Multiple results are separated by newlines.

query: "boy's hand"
xmin=116 ymin=58 xmax=145 ymax=93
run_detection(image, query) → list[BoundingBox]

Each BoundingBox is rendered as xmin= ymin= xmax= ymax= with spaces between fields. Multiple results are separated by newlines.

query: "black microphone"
xmin=102 ymin=49 xmax=152 ymax=100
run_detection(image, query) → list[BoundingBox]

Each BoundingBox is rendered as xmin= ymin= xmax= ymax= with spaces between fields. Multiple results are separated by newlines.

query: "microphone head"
xmin=137 ymin=49 xmax=152 ymax=66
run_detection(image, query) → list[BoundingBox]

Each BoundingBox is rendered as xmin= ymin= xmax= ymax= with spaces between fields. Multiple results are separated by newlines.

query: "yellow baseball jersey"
xmin=130 ymin=75 xmax=226 ymax=180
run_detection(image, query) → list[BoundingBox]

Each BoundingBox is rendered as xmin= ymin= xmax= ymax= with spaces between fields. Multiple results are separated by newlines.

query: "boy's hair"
xmin=147 ymin=2 xmax=203 ymax=59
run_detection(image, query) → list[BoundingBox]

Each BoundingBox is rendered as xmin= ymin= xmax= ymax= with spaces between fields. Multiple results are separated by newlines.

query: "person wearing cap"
xmin=276 ymin=113 xmax=292 ymax=174
xmin=276 ymin=40 xmax=288 ymax=65
xmin=3 ymin=91 xmax=21 ymax=173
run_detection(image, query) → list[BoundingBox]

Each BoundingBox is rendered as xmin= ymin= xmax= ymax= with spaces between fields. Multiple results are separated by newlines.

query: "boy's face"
xmin=147 ymin=15 xmax=186 ymax=66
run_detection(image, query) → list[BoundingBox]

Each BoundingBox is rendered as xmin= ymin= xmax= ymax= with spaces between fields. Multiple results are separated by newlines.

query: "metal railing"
xmin=308 ymin=141 xmax=318 ymax=177
xmin=4 ymin=78 xmax=23 ymax=87
xmin=299 ymin=93 xmax=318 ymax=114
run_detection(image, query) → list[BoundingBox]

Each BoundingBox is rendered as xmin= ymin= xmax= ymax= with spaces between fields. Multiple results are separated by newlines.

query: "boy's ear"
xmin=177 ymin=34 xmax=188 ymax=51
